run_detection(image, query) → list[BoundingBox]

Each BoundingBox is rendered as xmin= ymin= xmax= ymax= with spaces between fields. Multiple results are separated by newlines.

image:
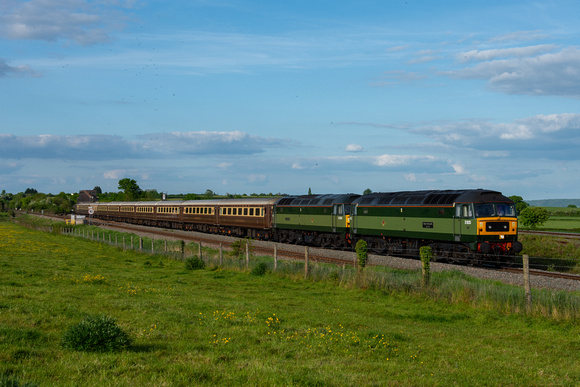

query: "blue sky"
xmin=1 ymin=0 xmax=580 ymax=200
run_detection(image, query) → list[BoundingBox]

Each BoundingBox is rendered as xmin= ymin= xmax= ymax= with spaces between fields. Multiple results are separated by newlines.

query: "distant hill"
xmin=527 ymin=199 xmax=580 ymax=207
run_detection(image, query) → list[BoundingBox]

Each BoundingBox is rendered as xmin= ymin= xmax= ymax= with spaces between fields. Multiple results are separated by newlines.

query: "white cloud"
xmin=409 ymin=113 xmax=580 ymax=159
xmin=448 ymin=46 xmax=580 ymax=97
xmin=103 ymin=170 xmax=126 ymax=180
xmin=0 ymin=58 xmax=39 ymax=78
xmin=0 ymin=131 xmax=288 ymax=161
xmin=451 ymin=164 xmax=466 ymax=174
xmin=345 ymin=143 xmax=364 ymax=152
xmin=0 ymin=0 xmax=131 ymax=45
xmin=457 ymin=45 xmax=556 ymax=63
xmin=142 ymin=131 xmax=286 ymax=155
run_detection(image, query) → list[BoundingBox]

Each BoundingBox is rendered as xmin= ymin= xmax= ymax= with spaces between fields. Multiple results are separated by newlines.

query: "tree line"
xmin=0 ymin=183 xmax=556 ymax=229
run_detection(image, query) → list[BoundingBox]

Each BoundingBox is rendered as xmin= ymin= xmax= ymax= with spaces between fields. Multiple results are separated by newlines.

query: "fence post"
xmin=304 ymin=246 xmax=309 ymax=279
xmin=131 ymin=236 xmax=133 ymax=250
xmin=139 ymin=237 xmax=143 ymax=252
xmin=245 ymin=243 xmax=249 ymax=268
xmin=115 ymin=235 xmax=118 ymax=247
xmin=420 ymin=246 xmax=433 ymax=289
xmin=151 ymin=239 xmax=155 ymax=254
xmin=274 ymin=245 xmax=278 ymax=271
xmin=198 ymin=242 xmax=202 ymax=261
xmin=219 ymin=243 xmax=223 ymax=266
xmin=123 ymin=236 xmax=126 ymax=250
xmin=164 ymin=240 xmax=167 ymax=253
xmin=180 ymin=240 xmax=185 ymax=261
xmin=523 ymin=254 xmax=532 ymax=313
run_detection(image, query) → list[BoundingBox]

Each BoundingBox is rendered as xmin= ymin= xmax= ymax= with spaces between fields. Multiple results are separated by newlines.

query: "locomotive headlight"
xmin=500 ymin=235 xmax=505 ymax=239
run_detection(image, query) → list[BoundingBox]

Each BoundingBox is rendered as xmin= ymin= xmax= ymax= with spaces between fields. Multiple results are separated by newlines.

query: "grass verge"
xmin=1 ymin=219 xmax=579 ymax=385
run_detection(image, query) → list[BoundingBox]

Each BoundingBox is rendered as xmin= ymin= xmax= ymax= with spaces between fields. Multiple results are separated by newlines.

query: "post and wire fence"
xmin=54 ymin=224 xmax=580 ymax=321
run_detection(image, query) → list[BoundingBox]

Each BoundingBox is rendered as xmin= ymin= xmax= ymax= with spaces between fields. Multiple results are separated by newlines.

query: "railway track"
xmin=520 ymin=230 xmax=580 ymax=239
xmin=500 ymin=267 xmax=580 ymax=282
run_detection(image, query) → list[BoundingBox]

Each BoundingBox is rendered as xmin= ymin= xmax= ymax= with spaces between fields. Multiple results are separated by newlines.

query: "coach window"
xmin=249 ymin=208 xmax=254 ymax=216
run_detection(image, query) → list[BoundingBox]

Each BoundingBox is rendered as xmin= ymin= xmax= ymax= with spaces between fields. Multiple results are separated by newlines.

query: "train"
xmin=74 ymin=189 xmax=523 ymax=263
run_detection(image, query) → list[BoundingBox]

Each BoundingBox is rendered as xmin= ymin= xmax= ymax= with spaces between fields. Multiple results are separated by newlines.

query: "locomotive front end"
xmin=474 ymin=202 xmax=522 ymax=255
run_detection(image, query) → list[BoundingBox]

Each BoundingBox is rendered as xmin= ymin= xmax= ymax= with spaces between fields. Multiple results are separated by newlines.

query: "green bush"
xmin=185 ymin=256 xmax=205 ymax=270
xmin=250 ymin=262 xmax=268 ymax=276
xmin=61 ymin=315 xmax=132 ymax=352
xmin=355 ymin=239 xmax=368 ymax=268
xmin=0 ymin=375 xmax=37 ymax=387
xmin=230 ymin=238 xmax=253 ymax=259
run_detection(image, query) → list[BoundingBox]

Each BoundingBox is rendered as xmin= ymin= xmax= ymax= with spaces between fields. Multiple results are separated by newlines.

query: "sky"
xmin=1 ymin=0 xmax=580 ymax=200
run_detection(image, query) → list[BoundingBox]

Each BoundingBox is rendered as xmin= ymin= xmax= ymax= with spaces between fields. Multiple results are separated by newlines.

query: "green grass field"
xmin=1 ymin=220 xmax=580 ymax=386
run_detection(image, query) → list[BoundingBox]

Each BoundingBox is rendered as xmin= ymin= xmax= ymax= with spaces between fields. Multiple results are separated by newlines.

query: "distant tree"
xmin=519 ymin=207 xmax=549 ymax=229
xmin=568 ymin=204 xmax=577 ymax=208
xmin=24 ymin=188 xmax=38 ymax=195
xmin=308 ymin=187 xmax=312 ymax=195
xmin=363 ymin=188 xmax=373 ymax=195
xmin=93 ymin=186 xmax=102 ymax=194
xmin=143 ymin=189 xmax=161 ymax=201
xmin=204 ymin=189 xmax=215 ymax=198
xmin=509 ymin=195 xmax=529 ymax=213
xmin=118 ymin=178 xmax=142 ymax=201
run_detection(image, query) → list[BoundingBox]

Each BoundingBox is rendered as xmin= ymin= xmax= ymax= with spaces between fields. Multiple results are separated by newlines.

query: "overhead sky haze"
xmin=1 ymin=0 xmax=580 ymax=200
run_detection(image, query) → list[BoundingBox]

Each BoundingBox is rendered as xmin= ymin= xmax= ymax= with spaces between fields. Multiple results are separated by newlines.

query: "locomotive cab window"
xmin=455 ymin=204 xmax=473 ymax=218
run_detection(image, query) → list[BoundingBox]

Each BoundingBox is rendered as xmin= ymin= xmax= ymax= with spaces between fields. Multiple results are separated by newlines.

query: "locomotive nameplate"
xmin=422 ymin=222 xmax=433 ymax=228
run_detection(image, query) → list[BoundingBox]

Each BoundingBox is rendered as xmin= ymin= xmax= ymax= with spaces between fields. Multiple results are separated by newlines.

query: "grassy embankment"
xmin=519 ymin=207 xmax=580 ymax=272
xmin=1 ymin=217 xmax=580 ymax=385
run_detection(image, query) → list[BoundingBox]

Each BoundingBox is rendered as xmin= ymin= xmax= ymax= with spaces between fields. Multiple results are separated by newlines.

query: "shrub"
xmin=230 ymin=238 xmax=253 ymax=259
xmin=185 ymin=256 xmax=205 ymax=270
xmin=0 ymin=375 xmax=37 ymax=387
xmin=251 ymin=262 xmax=268 ymax=276
xmin=355 ymin=239 xmax=368 ymax=268
xmin=61 ymin=315 xmax=132 ymax=352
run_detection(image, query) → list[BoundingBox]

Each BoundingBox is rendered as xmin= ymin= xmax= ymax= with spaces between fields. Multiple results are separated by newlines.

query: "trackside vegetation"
xmin=1 ymin=216 xmax=579 ymax=385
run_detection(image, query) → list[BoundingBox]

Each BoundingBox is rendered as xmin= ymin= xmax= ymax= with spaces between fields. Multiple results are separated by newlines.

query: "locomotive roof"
xmin=275 ymin=193 xmax=360 ymax=207
xmin=353 ymin=189 xmax=512 ymax=206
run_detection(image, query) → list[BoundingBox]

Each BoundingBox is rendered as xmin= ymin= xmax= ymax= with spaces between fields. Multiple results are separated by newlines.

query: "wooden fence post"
xmin=523 ymin=254 xmax=532 ymax=313
xmin=274 ymin=245 xmax=278 ymax=271
xmin=139 ymin=237 xmax=143 ymax=252
xmin=304 ymin=246 xmax=309 ymax=279
xmin=245 ymin=243 xmax=249 ymax=268
xmin=198 ymin=242 xmax=202 ymax=260
xmin=151 ymin=239 xmax=155 ymax=254
xmin=219 ymin=243 xmax=223 ymax=266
